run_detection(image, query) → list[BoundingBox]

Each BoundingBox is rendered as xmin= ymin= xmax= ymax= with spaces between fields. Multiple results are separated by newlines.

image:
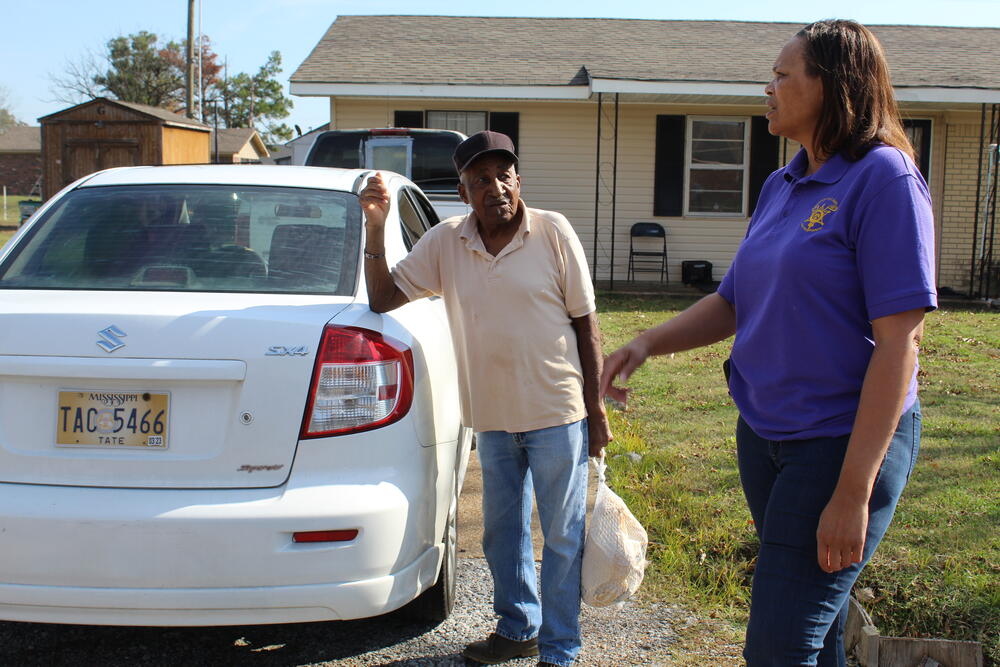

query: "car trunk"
xmin=0 ymin=290 xmax=353 ymax=489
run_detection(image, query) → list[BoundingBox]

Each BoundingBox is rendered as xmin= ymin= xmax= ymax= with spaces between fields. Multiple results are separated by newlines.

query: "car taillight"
xmin=300 ymin=325 xmax=414 ymax=438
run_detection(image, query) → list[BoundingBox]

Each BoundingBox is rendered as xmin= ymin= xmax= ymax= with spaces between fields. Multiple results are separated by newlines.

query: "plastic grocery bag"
xmin=581 ymin=455 xmax=648 ymax=607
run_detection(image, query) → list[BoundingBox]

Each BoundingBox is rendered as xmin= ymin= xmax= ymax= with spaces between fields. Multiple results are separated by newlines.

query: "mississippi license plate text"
xmin=57 ymin=391 xmax=169 ymax=448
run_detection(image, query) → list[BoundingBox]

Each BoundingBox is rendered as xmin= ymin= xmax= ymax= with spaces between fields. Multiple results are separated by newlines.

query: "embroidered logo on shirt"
xmin=802 ymin=198 xmax=839 ymax=232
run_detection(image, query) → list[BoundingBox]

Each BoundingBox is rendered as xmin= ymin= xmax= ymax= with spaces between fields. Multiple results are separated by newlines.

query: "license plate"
xmin=56 ymin=390 xmax=169 ymax=449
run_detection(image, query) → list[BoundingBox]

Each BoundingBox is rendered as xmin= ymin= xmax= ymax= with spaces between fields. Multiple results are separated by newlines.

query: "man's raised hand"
xmin=359 ymin=172 xmax=391 ymax=227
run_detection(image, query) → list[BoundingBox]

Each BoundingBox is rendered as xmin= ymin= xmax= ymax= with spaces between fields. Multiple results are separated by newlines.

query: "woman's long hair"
xmin=797 ymin=20 xmax=914 ymax=162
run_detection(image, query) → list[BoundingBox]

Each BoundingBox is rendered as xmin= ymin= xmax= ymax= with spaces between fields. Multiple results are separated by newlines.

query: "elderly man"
xmin=360 ymin=131 xmax=610 ymax=667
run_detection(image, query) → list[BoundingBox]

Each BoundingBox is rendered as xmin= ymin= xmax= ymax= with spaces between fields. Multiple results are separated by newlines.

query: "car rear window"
xmin=307 ymin=131 xmax=463 ymax=194
xmin=306 ymin=131 xmax=366 ymax=170
xmin=409 ymin=133 xmax=463 ymax=193
xmin=0 ymin=184 xmax=362 ymax=294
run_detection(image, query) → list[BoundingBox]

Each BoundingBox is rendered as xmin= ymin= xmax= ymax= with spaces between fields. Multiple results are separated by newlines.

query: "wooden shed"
xmin=39 ymin=97 xmax=210 ymax=199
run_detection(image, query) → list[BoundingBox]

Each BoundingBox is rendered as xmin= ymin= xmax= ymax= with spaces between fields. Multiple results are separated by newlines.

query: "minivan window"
xmin=0 ymin=185 xmax=362 ymax=294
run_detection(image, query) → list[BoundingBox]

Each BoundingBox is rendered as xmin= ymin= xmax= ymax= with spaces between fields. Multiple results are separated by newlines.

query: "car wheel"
xmin=403 ymin=489 xmax=457 ymax=623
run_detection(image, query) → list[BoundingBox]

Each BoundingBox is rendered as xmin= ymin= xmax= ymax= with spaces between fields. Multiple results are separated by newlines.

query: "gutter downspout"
xmin=610 ymin=93 xmax=619 ymax=290
xmin=593 ymin=92 xmax=602 ymax=284
xmin=971 ymin=104 xmax=987 ymax=296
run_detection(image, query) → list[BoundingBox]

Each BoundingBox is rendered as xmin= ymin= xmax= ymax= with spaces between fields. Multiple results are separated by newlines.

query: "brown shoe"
xmin=462 ymin=632 xmax=539 ymax=664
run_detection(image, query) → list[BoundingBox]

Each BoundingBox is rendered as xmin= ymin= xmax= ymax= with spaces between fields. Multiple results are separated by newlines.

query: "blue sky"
xmin=3 ymin=0 xmax=998 ymax=135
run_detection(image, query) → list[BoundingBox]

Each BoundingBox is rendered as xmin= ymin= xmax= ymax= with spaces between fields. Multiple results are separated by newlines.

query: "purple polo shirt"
xmin=718 ymin=145 xmax=937 ymax=441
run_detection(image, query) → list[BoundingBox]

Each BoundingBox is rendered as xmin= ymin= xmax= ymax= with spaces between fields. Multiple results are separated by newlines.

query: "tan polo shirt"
xmin=390 ymin=204 xmax=596 ymax=433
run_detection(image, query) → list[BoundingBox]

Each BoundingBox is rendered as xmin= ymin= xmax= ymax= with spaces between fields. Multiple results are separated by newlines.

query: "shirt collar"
xmin=783 ymin=148 xmax=851 ymax=185
xmin=458 ymin=200 xmax=531 ymax=253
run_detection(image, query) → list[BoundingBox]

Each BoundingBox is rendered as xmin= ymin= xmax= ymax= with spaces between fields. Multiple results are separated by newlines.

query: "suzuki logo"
xmin=96 ymin=325 xmax=127 ymax=353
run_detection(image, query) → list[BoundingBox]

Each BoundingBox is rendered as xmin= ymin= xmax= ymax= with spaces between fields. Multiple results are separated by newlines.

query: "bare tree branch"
xmin=46 ymin=49 xmax=104 ymax=106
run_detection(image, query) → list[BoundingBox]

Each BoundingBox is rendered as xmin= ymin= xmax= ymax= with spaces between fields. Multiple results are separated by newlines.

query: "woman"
xmin=601 ymin=20 xmax=936 ymax=666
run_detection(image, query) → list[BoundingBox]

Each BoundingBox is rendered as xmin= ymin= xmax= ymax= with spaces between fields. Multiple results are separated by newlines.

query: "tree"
xmin=93 ymin=31 xmax=183 ymax=109
xmin=160 ymin=35 xmax=222 ymax=120
xmin=0 ymin=85 xmax=24 ymax=132
xmin=50 ymin=33 xmax=223 ymax=116
xmin=214 ymin=51 xmax=293 ymax=145
xmin=48 ymin=32 xmax=294 ymax=144
xmin=47 ymin=49 xmax=104 ymax=106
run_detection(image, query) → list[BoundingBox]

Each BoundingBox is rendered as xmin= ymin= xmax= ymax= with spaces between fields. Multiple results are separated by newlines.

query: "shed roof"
xmin=292 ymin=16 xmax=1000 ymax=101
xmin=113 ymin=100 xmax=210 ymax=129
xmin=0 ymin=126 xmax=41 ymax=153
xmin=39 ymin=98 xmax=210 ymax=130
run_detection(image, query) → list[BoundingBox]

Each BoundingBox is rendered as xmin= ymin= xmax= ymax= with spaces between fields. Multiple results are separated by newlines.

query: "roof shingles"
xmin=0 ymin=126 xmax=41 ymax=152
xmin=292 ymin=16 xmax=1000 ymax=90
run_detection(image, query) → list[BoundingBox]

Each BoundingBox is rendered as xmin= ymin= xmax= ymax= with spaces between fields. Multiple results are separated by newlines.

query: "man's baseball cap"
xmin=452 ymin=130 xmax=518 ymax=174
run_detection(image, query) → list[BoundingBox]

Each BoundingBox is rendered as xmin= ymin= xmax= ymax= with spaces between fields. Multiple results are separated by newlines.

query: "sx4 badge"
xmin=265 ymin=345 xmax=310 ymax=356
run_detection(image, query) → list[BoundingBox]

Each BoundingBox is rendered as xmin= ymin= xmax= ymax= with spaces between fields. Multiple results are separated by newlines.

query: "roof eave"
xmin=292 ymin=79 xmax=1000 ymax=106
xmin=895 ymin=87 xmax=1000 ymax=104
xmin=163 ymin=121 xmax=211 ymax=132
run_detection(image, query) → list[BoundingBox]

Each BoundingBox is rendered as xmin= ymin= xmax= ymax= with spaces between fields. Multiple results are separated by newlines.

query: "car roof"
xmin=76 ymin=164 xmax=404 ymax=192
xmin=319 ymin=128 xmax=466 ymax=138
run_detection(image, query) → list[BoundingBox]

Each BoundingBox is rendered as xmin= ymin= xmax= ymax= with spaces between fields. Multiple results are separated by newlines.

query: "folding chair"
xmin=627 ymin=222 xmax=667 ymax=282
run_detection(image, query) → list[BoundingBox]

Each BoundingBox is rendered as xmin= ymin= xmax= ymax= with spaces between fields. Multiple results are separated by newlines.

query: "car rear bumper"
xmin=0 ymin=474 xmax=443 ymax=625
xmin=0 ymin=544 xmax=441 ymax=625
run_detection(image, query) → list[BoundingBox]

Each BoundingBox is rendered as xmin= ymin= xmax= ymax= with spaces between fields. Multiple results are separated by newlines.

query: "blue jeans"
xmin=476 ymin=419 xmax=589 ymax=667
xmin=737 ymin=403 xmax=921 ymax=666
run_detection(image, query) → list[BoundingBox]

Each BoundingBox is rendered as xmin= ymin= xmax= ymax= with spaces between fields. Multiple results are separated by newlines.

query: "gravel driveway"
xmin=0 ymin=456 xmax=733 ymax=665
xmin=0 ymin=558 xmax=690 ymax=666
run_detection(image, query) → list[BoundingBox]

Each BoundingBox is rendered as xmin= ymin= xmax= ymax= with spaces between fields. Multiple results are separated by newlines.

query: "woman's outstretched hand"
xmin=600 ymin=339 xmax=650 ymax=408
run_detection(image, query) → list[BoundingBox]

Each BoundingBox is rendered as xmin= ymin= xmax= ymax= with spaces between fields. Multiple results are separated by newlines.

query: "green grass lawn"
xmin=1 ymin=194 xmax=33 ymax=252
xmin=1 ymin=193 xmax=33 ymax=226
xmin=596 ymin=293 xmax=999 ymax=665
xmin=0 ymin=241 xmax=990 ymax=661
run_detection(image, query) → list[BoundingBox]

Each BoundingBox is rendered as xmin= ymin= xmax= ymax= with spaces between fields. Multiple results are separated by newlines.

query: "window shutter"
xmin=903 ymin=119 xmax=932 ymax=182
xmin=749 ymin=116 xmax=780 ymax=214
xmin=654 ymin=115 xmax=685 ymax=217
xmin=488 ymin=112 xmax=520 ymax=153
xmin=393 ymin=111 xmax=424 ymax=128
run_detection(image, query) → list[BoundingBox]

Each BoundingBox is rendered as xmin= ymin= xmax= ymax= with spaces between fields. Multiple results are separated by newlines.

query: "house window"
xmin=685 ymin=117 xmax=750 ymax=216
xmin=427 ymin=111 xmax=488 ymax=136
xmin=394 ymin=110 xmax=520 ymax=152
xmin=903 ymin=119 xmax=931 ymax=182
xmin=655 ymin=115 xmax=776 ymax=218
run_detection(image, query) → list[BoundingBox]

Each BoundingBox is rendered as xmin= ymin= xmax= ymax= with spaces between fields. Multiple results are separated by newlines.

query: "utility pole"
xmin=197 ymin=0 xmax=203 ymax=121
xmin=249 ymin=80 xmax=255 ymax=130
xmin=186 ymin=0 xmax=195 ymax=118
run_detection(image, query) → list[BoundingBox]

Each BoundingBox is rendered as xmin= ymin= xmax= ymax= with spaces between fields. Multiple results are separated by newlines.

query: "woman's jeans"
xmin=737 ymin=403 xmax=921 ymax=667
xmin=476 ymin=419 xmax=589 ymax=667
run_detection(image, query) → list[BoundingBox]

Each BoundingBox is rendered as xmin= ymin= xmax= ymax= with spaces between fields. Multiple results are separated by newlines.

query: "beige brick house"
xmin=291 ymin=16 xmax=1000 ymax=296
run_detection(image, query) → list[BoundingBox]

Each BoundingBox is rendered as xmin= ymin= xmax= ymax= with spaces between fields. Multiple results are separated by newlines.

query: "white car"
xmin=0 ymin=164 xmax=471 ymax=626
